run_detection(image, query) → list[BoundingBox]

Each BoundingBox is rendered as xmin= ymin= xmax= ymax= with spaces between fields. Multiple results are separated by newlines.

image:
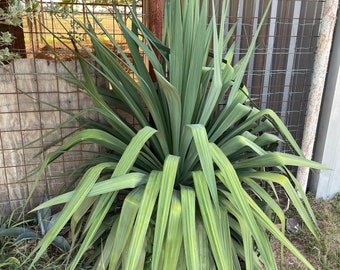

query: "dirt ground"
xmin=272 ymin=193 xmax=340 ymax=270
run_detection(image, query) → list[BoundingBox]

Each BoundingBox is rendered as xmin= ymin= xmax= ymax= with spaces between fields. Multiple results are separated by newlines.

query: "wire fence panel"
xmin=1 ymin=1 xmax=145 ymax=216
xmin=225 ymin=0 xmax=324 ymax=151
xmin=0 ymin=59 xmax=105 ymax=215
xmin=21 ymin=0 xmax=143 ymax=60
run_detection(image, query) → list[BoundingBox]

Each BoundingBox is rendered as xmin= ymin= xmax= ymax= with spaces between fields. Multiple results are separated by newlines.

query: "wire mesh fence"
xmin=225 ymin=0 xmax=324 ymax=150
xmin=22 ymin=0 xmax=143 ymax=60
xmin=0 ymin=0 xmax=145 ymax=215
xmin=0 ymin=0 xmax=325 ymax=215
xmin=0 ymin=58 xmax=106 ymax=214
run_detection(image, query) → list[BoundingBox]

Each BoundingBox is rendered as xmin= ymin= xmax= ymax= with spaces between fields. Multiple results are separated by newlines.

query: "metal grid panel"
xmin=224 ymin=0 xmax=324 ymax=151
xmin=0 ymin=1 xmax=145 ymax=215
xmin=22 ymin=0 xmax=143 ymax=59
xmin=0 ymin=59 xmax=104 ymax=214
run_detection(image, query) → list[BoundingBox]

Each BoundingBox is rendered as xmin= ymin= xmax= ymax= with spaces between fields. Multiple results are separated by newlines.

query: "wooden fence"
xmin=0 ymin=59 xmax=102 ymax=215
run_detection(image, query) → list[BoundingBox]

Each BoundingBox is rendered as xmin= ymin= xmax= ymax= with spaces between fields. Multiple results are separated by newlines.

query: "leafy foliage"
xmin=0 ymin=0 xmax=39 ymax=65
xmin=26 ymin=0 xmax=326 ymax=269
xmin=0 ymin=196 xmax=70 ymax=252
xmin=0 ymin=209 xmax=75 ymax=270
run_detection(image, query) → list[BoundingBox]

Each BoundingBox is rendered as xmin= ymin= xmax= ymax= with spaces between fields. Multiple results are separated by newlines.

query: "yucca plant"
xmin=25 ymin=0 xmax=327 ymax=269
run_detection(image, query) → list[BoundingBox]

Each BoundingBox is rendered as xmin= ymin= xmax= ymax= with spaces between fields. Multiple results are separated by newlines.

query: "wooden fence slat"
xmin=0 ymin=59 xmax=98 ymax=215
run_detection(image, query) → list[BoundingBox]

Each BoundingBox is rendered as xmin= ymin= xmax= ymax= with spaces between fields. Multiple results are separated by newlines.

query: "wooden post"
xmin=146 ymin=0 xmax=163 ymax=40
xmin=145 ymin=0 xmax=164 ymax=80
xmin=145 ymin=0 xmax=164 ymax=129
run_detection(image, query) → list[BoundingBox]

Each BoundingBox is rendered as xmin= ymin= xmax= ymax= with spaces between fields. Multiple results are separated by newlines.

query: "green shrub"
xmin=0 ymin=0 xmax=39 ymax=65
xmin=26 ymin=0 xmax=326 ymax=269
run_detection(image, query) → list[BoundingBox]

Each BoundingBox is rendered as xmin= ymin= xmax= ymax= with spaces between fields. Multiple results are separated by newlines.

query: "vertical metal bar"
xmin=223 ymin=0 xmax=231 ymax=57
xmin=234 ymin=0 xmax=244 ymax=63
xmin=246 ymin=0 xmax=260 ymax=88
xmin=297 ymin=0 xmax=339 ymax=193
xmin=261 ymin=0 xmax=278 ymax=110
xmin=281 ymin=0 xmax=301 ymax=124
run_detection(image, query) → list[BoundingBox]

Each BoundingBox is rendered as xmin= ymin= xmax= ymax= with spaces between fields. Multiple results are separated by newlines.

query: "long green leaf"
xmin=180 ymin=185 xmax=199 ymax=269
xmin=209 ymin=103 xmax=251 ymax=142
xmin=181 ymin=4 xmax=212 ymax=125
xmin=152 ymin=155 xmax=180 ymax=270
xmin=240 ymin=217 xmax=254 ymax=270
xmin=70 ymin=196 xmax=97 ymax=237
xmin=76 ymin=54 xmax=137 ymax=143
xmin=287 ymin=170 xmax=318 ymax=225
xmin=239 ymin=171 xmax=318 ymax=238
xmin=94 ymin=217 xmax=119 ymax=270
xmin=193 ymin=171 xmax=231 ymax=270
xmin=25 ymin=128 xmax=127 ymax=206
xmin=196 ymin=217 xmax=216 ymax=270
xmin=29 ymin=162 xmax=116 ymax=268
xmin=234 ymin=152 xmax=329 ymax=170
xmin=112 ymin=126 xmax=158 ymax=176
xmin=220 ymin=109 xmax=305 ymax=156
xmin=125 ymin=171 xmax=161 ymax=270
xmin=162 ymin=192 xmax=183 ymax=270
xmin=198 ymin=2 xmax=222 ymax=125
xmin=209 ymin=143 xmax=277 ymax=269
xmin=70 ymin=126 xmax=159 ymax=268
xmin=32 ymin=173 xmax=146 ymax=210
xmin=218 ymin=194 xmax=265 ymax=270
xmin=69 ymin=192 xmax=117 ymax=270
xmin=109 ymin=187 xmax=144 ymax=269
xmin=155 ymin=71 xmax=182 ymax=155
xmin=166 ymin=0 xmax=184 ymax=94
xmin=190 ymin=124 xmax=218 ymax=207
xmin=245 ymin=192 xmax=316 ymax=270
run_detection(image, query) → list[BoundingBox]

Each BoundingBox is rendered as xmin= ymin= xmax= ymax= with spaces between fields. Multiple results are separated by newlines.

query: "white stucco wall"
xmin=309 ymin=11 xmax=340 ymax=199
